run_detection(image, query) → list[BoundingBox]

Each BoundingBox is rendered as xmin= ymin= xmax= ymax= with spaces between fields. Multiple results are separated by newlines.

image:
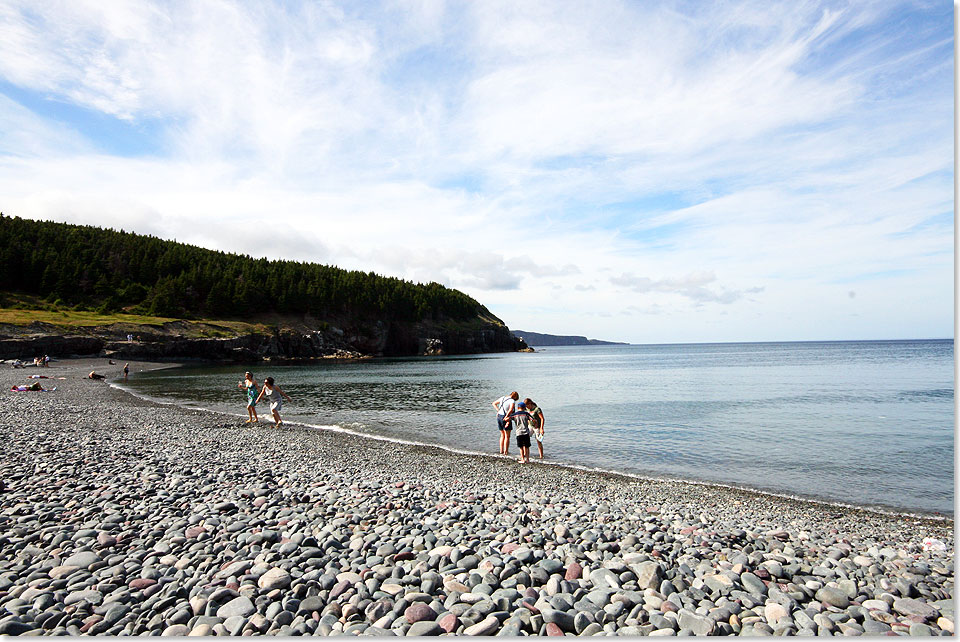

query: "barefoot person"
xmin=238 ymin=371 xmax=260 ymax=423
xmin=525 ymin=398 xmax=546 ymax=459
xmin=507 ymin=401 xmax=533 ymax=464
xmin=256 ymin=376 xmax=292 ymax=426
xmin=492 ymin=391 xmax=519 ymax=455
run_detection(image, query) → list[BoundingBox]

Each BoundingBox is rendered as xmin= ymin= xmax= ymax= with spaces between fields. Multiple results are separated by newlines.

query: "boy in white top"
xmin=492 ymin=391 xmax=519 ymax=456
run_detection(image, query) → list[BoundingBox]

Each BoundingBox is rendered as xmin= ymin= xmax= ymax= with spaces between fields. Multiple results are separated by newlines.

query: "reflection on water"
xmin=125 ymin=340 xmax=954 ymax=515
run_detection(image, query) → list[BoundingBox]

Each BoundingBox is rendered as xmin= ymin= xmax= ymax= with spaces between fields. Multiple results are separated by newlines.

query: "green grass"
xmin=0 ymin=307 xmax=269 ymax=338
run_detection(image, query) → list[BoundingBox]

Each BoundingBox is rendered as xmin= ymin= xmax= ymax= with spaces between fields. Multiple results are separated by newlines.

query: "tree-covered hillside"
xmin=0 ymin=214 xmax=494 ymax=324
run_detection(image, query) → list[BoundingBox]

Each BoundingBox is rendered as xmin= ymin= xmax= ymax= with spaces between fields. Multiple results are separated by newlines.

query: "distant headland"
xmin=510 ymin=330 xmax=628 ymax=346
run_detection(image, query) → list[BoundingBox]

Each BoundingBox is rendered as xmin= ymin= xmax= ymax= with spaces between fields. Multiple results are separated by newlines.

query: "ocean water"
xmin=121 ymin=340 xmax=955 ymax=515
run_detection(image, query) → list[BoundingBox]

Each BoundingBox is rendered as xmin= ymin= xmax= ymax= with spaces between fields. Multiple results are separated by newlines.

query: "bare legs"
xmin=499 ymin=429 xmax=511 ymax=455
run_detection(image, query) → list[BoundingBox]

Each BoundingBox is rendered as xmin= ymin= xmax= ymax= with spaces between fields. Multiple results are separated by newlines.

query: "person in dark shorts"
xmin=492 ymin=391 xmax=519 ymax=455
xmin=525 ymin=398 xmax=546 ymax=459
xmin=507 ymin=401 xmax=533 ymax=464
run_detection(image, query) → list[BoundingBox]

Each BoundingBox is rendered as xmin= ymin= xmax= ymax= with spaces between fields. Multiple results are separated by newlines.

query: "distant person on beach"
xmin=256 ymin=376 xmax=291 ymax=426
xmin=525 ymin=398 xmax=546 ymax=459
xmin=507 ymin=401 xmax=533 ymax=464
xmin=11 ymin=382 xmax=47 ymax=391
xmin=87 ymin=371 xmax=106 ymax=380
xmin=492 ymin=391 xmax=519 ymax=455
xmin=238 ymin=371 xmax=259 ymax=423
xmin=123 ymin=363 xmax=130 ymax=380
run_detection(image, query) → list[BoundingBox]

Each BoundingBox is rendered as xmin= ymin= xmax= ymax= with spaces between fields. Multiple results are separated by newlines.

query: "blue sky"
xmin=0 ymin=0 xmax=953 ymax=343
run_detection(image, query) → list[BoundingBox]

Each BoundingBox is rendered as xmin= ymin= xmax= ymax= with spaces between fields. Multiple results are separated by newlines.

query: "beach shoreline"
xmin=0 ymin=358 xmax=953 ymax=636
xmin=113 ymin=358 xmax=953 ymax=523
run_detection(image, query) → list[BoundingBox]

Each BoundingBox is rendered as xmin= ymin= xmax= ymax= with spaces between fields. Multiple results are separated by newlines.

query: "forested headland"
xmin=0 ymin=214 xmax=524 ymax=359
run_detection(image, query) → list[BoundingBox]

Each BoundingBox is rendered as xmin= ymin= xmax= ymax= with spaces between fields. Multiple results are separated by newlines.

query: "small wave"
xmin=898 ymin=388 xmax=954 ymax=400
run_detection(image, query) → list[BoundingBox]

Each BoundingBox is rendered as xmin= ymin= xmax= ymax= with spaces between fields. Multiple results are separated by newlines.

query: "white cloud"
xmin=0 ymin=0 xmax=951 ymax=343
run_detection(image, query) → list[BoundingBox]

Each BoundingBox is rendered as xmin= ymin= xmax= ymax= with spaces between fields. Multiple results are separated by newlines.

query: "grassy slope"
xmin=0 ymin=308 xmax=270 ymax=339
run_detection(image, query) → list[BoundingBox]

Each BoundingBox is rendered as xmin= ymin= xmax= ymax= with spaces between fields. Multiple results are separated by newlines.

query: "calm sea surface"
xmin=122 ymin=340 xmax=955 ymax=515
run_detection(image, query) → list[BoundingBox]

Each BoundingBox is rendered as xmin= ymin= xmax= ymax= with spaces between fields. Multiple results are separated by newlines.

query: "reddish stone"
xmin=546 ymin=623 xmax=565 ymax=636
xmin=393 ymin=552 xmax=415 ymax=562
xmin=404 ymin=603 xmax=437 ymax=624
xmin=438 ymin=613 xmax=459 ymax=633
xmin=97 ymin=533 xmax=117 ymax=548
xmin=252 ymin=497 xmax=267 ymax=507
xmin=79 ymin=616 xmax=103 ymax=633
xmin=185 ymin=526 xmax=206 ymax=539
xmin=680 ymin=527 xmax=697 ymax=535
xmin=564 ymin=562 xmax=582 ymax=581
xmin=129 ymin=578 xmax=157 ymax=590
xmin=661 ymin=601 xmax=679 ymax=613
xmin=501 ymin=543 xmax=519 ymax=554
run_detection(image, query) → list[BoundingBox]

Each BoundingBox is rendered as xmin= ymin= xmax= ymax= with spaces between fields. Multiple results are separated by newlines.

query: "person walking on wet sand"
xmin=238 ymin=371 xmax=259 ymax=423
xmin=492 ymin=391 xmax=518 ymax=455
xmin=256 ymin=376 xmax=292 ymax=426
xmin=123 ymin=363 xmax=130 ymax=381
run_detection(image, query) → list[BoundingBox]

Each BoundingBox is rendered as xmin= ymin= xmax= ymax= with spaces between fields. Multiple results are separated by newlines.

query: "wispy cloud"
xmin=0 ymin=0 xmax=951 ymax=342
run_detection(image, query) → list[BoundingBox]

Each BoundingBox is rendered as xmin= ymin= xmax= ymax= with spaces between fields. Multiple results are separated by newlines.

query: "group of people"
xmin=11 ymin=355 xmax=49 ymax=368
xmin=239 ymin=372 xmax=292 ymax=426
xmin=493 ymin=391 xmax=546 ymax=464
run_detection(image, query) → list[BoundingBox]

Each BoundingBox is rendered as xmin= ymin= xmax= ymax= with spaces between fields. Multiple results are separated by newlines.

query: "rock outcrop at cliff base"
xmin=0 ymin=319 xmax=527 ymax=361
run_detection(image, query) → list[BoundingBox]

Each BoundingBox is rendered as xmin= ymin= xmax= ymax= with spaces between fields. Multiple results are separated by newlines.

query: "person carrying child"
xmin=506 ymin=401 xmax=533 ymax=464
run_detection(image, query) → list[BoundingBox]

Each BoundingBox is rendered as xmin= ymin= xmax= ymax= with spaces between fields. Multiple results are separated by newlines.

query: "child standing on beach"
xmin=507 ymin=401 xmax=533 ymax=464
xmin=256 ymin=376 xmax=292 ymax=426
xmin=238 ymin=371 xmax=259 ymax=423
xmin=525 ymin=398 xmax=546 ymax=459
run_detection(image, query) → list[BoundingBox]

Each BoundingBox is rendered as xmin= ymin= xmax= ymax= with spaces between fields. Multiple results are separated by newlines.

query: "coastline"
xmin=115 ymin=372 xmax=953 ymax=524
xmin=0 ymin=358 xmax=953 ymax=636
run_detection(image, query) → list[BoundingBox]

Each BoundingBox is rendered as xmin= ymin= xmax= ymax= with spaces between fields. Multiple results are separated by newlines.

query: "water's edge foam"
xmin=108 ymin=378 xmax=952 ymax=523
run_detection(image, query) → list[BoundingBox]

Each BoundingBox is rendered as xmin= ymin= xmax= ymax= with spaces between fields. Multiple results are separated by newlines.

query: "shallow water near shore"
xmin=123 ymin=339 xmax=954 ymax=515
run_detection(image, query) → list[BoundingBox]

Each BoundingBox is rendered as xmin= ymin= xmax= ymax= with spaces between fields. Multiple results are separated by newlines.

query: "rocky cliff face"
xmin=0 ymin=317 xmax=527 ymax=361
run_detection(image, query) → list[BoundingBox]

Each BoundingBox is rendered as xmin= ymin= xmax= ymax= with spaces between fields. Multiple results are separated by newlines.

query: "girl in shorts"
xmin=238 ymin=371 xmax=259 ymax=423
xmin=256 ymin=376 xmax=292 ymax=426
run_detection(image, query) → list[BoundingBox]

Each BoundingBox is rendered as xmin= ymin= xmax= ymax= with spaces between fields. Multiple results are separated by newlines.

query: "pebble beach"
xmin=0 ymin=359 xmax=953 ymax=636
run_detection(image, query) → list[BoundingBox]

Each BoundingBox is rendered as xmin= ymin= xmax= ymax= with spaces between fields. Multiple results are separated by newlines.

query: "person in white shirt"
xmin=255 ymin=377 xmax=292 ymax=426
xmin=491 ymin=391 xmax=519 ymax=456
